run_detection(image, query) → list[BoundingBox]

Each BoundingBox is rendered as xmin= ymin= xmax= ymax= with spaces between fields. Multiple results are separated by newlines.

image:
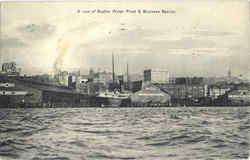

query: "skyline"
xmin=0 ymin=1 xmax=250 ymax=78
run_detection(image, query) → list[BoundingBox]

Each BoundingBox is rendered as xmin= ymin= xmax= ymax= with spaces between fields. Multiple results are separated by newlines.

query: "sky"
xmin=0 ymin=1 xmax=250 ymax=78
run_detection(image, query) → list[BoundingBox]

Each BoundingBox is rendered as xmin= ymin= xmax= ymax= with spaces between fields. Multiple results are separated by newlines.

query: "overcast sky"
xmin=1 ymin=1 xmax=250 ymax=78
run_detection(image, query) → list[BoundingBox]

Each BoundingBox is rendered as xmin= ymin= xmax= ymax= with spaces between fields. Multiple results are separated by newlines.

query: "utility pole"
xmin=127 ymin=62 xmax=130 ymax=90
xmin=112 ymin=53 xmax=115 ymax=84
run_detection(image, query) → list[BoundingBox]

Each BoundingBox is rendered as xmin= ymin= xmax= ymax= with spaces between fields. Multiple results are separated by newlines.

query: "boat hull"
xmin=97 ymin=96 xmax=131 ymax=107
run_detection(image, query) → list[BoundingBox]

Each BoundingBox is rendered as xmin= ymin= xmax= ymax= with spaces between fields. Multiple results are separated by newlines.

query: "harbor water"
xmin=0 ymin=107 xmax=249 ymax=160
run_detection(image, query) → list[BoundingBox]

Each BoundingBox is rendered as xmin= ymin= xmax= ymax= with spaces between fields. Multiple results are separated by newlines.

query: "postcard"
xmin=0 ymin=1 xmax=249 ymax=160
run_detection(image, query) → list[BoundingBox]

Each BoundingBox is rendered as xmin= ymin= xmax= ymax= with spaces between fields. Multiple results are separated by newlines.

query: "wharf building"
xmin=1 ymin=62 xmax=21 ymax=76
xmin=208 ymin=84 xmax=231 ymax=100
xmin=0 ymin=81 xmax=30 ymax=107
xmin=157 ymin=83 xmax=208 ymax=106
xmin=123 ymin=73 xmax=143 ymax=93
xmin=75 ymin=70 xmax=116 ymax=95
xmin=0 ymin=63 xmax=29 ymax=107
xmin=227 ymin=86 xmax=250 ymax=106
xmin=77 ymin=68 xmax=143 ymax=94
xmin=93 ymin=71 xmax=113 ymax=85
xmin=4 ymin=76 xmax=99 ymax=107
xmin=129 ymin=80 xmax=142 ymax=93
xmin=130 ymin=69 xmax=171 ymax=106
xmin=143 ymin=69 xmax=208 ymax=106
xmin=217 ymin=84 xmax=250 ymax=106
xmin=144 ymin=69 xmax=170 ymax=84
xmin=10 ymin=76 xmax=86 ymax=107
xmin=0 ymin=63 xmax=98 ymax=107
xmin=131 ymin=84 xmax=171 ymax=107
xmin=56 ymin=70 xmax=80 ymax=88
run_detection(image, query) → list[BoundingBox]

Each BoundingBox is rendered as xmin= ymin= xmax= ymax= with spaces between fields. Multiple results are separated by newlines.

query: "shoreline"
xmin=1 ymin=105 xmax=250 ymax=109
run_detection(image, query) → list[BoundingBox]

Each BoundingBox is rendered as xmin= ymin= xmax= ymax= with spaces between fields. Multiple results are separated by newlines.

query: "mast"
xmin=127 ymin=62 xmax=130 ymax=90
xmin=112 ymin=53 xmax=115 ymax=84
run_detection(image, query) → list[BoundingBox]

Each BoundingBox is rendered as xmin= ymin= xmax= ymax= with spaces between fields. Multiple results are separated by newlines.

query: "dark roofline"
xmin=150 ymin=84 xmax=170 ymax=95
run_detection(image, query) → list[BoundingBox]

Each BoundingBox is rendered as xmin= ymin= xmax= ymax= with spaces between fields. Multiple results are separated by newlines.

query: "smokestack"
xmin=127 ymin=62 xmax=130 ymax=90
xmin=112 ymin=53 xmax=115 ymax=84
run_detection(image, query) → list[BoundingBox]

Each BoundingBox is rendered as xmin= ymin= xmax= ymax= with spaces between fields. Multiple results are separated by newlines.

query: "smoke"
xmin=53 ymin=37 xmax=70 ymax=74
xmin=52 ymin=21 xmax=120 ymax=74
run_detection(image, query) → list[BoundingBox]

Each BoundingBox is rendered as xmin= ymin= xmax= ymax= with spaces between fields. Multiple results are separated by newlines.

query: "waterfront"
xmin=0 ymin=107 xmax=249 ymax=160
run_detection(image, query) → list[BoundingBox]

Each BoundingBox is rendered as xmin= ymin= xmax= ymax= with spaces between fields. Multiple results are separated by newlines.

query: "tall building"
xmin=1 ymin=62 xmax=20 ymax=76
xmin=76 ymin=76 xmax=89 ymax=94
xmin=58 ymin=71 xmax=69 ymax=86
xmin=144 ymin=69 xmax=170 ymax=84
xmin=94 ymin=72 xmax=113 ymax=84
xmin=2 ymin=62 xmax=16 ymax=73
xmin=156 ymin=84 xmax=208 ymax=99
xmin=228 ymin=68 xmax=231 ymax=78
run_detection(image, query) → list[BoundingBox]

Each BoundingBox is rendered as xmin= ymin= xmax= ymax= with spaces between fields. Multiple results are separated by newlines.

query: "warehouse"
xmin=131 ymin=84 xmax=171 ymax=107
xmin=227 ymin=90 xmax=250 ymax=106
xmin=12 ymin=79 xmax=84 ymax=107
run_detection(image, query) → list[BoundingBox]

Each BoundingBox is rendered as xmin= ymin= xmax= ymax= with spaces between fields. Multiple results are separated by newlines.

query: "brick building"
xmin=144 ymin=69 xmax=170 ymax=84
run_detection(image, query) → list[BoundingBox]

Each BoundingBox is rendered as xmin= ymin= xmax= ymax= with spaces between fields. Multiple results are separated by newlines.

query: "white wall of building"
xmin=76 ymin=77 xmax=88 ymax=94
xmin=151 ymin=69 xmax=170 ymax=84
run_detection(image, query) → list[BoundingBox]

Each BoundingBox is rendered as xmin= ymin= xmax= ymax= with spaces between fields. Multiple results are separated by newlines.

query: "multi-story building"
xmin=130 ymin=80 xmax=142 ymax=93
xmin=58 ymin=71 xmax=69 ymax=86
xmin=208 ymin=85 xmax=231 ymax=99
xmin=144 ymin=69 xmax=170 ymax=84
xmin=227 ymin=88 xmax=250 ymax=106
xmin=76 ymin=76 xmax=89 ymax=94
xmin=156 ymin=84 xmax=208 ymax=99
xmin=93 ymin=72 xmax=113 ymax=84
xmin=76 ymin=75 xmax=106 ymax=95
xmin=68 ymin=75 xmax=77 ymax=88
xmin=2 ymin=62 xmax=17 ymax=73
xmin=1 ymin=62 xmax=20 ymax=76
xmin=57 ymin=70 xmax=80 ymax=87
xmin=169 ymin=77 xmax=176 ymax=84
xmin=175 ymin=77 xmax=204 ymax=85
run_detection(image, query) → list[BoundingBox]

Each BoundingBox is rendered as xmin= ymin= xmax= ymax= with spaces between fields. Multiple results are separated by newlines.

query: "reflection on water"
xmin=0 ymin=107 xmax=249 ymax=160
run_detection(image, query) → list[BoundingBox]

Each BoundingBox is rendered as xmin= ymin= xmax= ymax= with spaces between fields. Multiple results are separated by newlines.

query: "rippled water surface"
xmin=0 ymin=107 xmax=249 ymax=160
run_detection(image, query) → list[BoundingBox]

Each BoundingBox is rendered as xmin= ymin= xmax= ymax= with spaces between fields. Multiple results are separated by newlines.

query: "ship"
xmin=96 ymin=54 xmax=131 ymax=107
xmin=97 ymin=91 xmax=131 ymax=107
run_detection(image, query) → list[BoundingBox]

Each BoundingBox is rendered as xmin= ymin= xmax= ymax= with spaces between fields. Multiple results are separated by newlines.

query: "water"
xmin=0 ymin=107 xmax=249 ymax=160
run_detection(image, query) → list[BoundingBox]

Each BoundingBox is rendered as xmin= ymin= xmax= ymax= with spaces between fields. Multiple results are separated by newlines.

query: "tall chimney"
xmin=112 ymin=53 xmax=115 ymax=84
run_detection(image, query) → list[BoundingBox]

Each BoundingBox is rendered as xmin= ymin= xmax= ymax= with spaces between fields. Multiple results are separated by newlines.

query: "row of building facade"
xmin=1 ymin=61 xmax=249 ymax=107
xmin=54 ymin=68 xmax=250 ymax=106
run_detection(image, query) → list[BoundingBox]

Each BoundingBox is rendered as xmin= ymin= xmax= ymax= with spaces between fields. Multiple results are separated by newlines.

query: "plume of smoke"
xmin=53 ymin=38 xmax=70 ymax=74
xmin=53 ymin=21 xmax=120 ymax=75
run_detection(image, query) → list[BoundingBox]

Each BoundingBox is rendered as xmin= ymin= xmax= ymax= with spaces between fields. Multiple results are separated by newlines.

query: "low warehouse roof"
xmin=131 ymin=85 xmax=171 ymax=103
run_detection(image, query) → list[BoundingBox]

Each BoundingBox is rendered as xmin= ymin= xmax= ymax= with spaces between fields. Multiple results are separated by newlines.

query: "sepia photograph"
xmin=0 ymin=0 xmax=249 ymax=159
